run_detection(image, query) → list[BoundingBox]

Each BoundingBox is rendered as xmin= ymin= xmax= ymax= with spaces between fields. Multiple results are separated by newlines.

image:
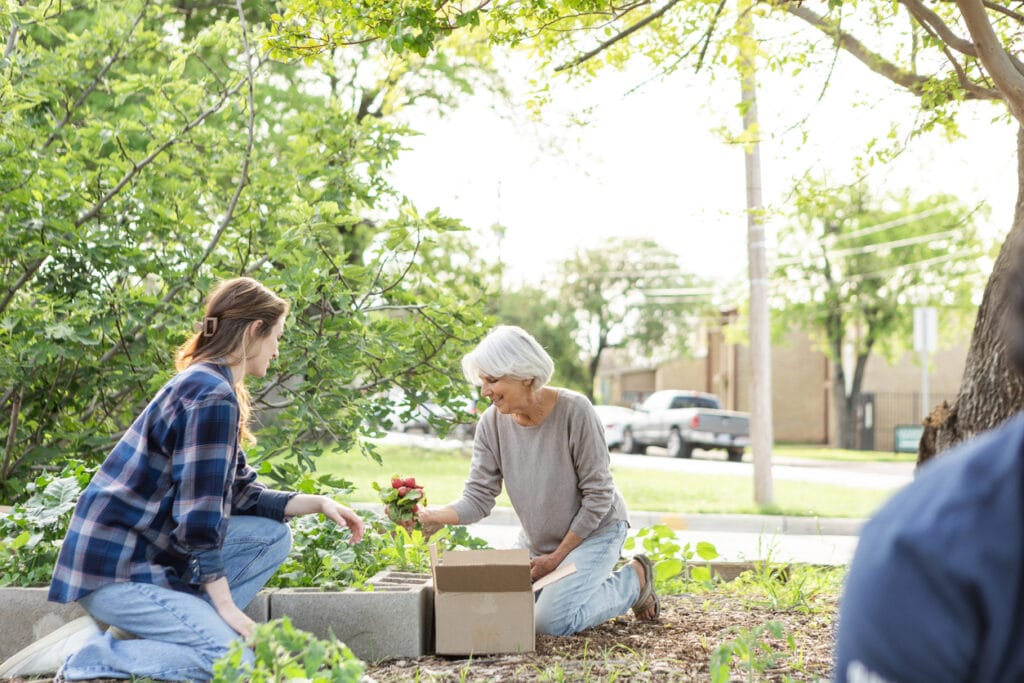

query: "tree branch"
xmin=2 ymin=387 xmax=23 ymax=482
xmin=45 ymin=1 xmax=150 ymax=149
xmin=75 ymin=60 xmax=259 ymax=227
xmin=785 ymin=3 xmax=1001 ymax=102
xmin=900 ymin=0 xmax=975 ymax=56
xmin=188 ymin=0 xmax=257 ymax=273
xmin=980 ymin=0 xmax=1024 ymax=25
xmin=0 ymin=257 xmax=45 ymax=316
xmin=955 ymin=0 xmax=1024 ymax=120
xmin=3 ymin=24 xmax=17 ymax=60
xmin=555 ymin=0 xmax=683 ymax=72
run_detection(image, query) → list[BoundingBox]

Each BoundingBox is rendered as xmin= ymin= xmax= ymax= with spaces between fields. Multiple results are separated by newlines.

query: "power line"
xmin=830 ymin=204 xmax=958 ymax=243
xmin=769 ymin=248 xmax=981 ymax=291
xmin=772 ymin=225 xmax=966 ymax=266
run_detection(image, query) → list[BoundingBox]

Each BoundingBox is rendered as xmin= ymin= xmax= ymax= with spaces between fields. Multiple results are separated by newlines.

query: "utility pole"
xmin=737 ymin=0 xmax=774 ymax=505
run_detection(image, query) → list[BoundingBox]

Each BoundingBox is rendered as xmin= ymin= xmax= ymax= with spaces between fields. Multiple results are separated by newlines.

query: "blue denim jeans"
xmin=533 ymin=520 xmax=640 ymax=636
xmin=66 ymin=515 xmax=292 ymax=681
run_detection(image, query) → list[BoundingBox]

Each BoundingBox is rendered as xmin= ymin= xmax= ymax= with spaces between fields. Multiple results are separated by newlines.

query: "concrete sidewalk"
xmin=358 ymin=504 xmax=863 ymax=566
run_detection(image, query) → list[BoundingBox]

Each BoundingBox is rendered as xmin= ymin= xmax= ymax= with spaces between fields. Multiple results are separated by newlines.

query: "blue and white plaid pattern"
xmin=49 ymin=362 xmax=293 ymax=603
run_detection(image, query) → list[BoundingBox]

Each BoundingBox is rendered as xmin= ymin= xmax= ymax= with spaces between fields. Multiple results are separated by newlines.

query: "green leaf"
xmin=696 ymin=541 xmax=719 ymax=561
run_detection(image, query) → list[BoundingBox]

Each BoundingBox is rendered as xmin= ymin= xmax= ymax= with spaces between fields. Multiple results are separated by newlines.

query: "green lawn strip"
xmin=610 ymin=466 xmax=893 ymax=518
xmin=320 ymin=444 xmax=896 ymax=519
xmin=774 ymin=443 xmax=917 ymax=464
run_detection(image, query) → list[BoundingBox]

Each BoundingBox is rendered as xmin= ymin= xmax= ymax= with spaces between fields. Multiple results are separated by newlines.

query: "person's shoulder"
xmin=553 ymin=387 xmax=592 ymax=412
xmin=866 ymin=413 xmax=1024 ymax=538
xmin=915 ymin=412 xmax=1024 ymax=487
xmin=166 ymin=362 xmax=235 ymax=404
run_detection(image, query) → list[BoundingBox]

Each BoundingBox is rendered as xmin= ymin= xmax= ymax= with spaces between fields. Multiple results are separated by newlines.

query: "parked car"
xmin=621 ymin=390 xmax=750 ymax=461
xmin=384 ymin=389 xmax=482 ymax=439
xmin=592 ymin=404 xmax=636 ymax=450
xmin=384 ymin=392 xmax=452 ymax=435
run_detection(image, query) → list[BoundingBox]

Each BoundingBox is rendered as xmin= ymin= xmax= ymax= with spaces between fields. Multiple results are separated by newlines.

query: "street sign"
xmin=894 ymin=425 xmax=924 ymax=453
xmin=913 ymin=307 xmax=938 ymax=353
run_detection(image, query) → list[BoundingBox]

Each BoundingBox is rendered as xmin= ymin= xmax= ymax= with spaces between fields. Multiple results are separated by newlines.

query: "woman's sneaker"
xmin=0 ymin=615 xmax=102 ymax=677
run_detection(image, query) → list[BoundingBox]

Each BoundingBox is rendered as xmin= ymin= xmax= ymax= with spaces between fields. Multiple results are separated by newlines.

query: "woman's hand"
xmin=286 ymin=494 xmax=365 ymax=544
xmin=318 ymin=497 xmax=365 ymax=544
xmin=530 ymin=532 xmax=581 ymax=581
xmin=416 ymin=505 xmax=458 ymax=538
xmin=205 ymin=576 xmax=256 ymax=638
xmin=529 ymin=552 xmax=563 ymax=582
xmin=218 ymin=602 xmax=257 ymax=639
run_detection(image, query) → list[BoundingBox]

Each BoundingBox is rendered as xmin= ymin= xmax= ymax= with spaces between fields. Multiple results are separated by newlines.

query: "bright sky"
xmin=389 ymin=47 xmax=1018 ymax=289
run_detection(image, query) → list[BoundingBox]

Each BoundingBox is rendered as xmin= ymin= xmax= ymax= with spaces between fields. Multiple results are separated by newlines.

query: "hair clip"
xmin=202 ymin=316 xmax=218 ymax=337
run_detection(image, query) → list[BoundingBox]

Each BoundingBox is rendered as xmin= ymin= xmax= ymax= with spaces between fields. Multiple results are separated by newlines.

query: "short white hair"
xmin=462 ymin=325 xmax=555 ymax=390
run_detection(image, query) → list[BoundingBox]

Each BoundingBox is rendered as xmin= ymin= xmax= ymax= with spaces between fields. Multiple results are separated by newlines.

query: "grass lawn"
xmin=320 ymin=443 xmax=898 ymax=519
xmin=774 ymin=443 xmax=917 ymax=463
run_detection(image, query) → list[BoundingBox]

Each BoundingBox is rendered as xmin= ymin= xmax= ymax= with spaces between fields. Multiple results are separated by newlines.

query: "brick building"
xmin=595 ymin=327 xmax=968 ymax=451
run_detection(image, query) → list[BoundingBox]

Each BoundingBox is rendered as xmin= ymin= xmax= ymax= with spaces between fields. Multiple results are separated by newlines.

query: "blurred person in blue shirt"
xmin=835 ymin=273 xmax=1024 ymax=683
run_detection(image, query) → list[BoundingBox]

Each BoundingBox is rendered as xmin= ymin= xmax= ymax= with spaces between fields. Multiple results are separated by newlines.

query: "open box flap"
xmin=532 ymin=562 xmax=577 ymax=593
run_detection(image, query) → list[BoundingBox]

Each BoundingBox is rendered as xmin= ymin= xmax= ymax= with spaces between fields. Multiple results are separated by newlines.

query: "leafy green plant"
xmin=373 ymin=475 xmax=426 ymax=527
xmin=723 ymin=538 xmax=845 ymax=612
xmin=709 ymin=620 xmax=797 ymax=683
xmin=624 ymin=524 xmax=719 ymax=591
xmin=269 ymin=500 xmax=489 ymax=589
xmin=0 ymin=461 xmax=94 ymax=586
xmin=0 ymin=0 xmax=496 ymax=501
xmin=212 ymin=616 xmax=365 ymax=682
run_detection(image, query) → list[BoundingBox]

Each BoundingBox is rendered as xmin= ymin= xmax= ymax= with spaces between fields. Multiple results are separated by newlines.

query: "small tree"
xmin=558 ymin=237 xmax=709 ymax=400
xmin=773 ymin=179 xmax=991 ymax=448
xmin=0 ymin=1 xmax=495 ymax=497
xmin=493 ymin=284 xmax=590 ymax=395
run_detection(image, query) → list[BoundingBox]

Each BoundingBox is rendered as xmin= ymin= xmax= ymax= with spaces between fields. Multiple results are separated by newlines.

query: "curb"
xmin=353 ymin=504 xmax=864 ymax=537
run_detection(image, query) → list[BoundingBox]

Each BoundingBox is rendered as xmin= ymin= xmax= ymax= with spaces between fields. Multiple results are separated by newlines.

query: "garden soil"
xmin=1 ymin=593 xmax=836 ymax=682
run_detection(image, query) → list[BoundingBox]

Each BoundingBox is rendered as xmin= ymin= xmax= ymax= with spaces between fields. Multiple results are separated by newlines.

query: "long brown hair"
xmin=176 ymin=277 xmax=290 ymax=446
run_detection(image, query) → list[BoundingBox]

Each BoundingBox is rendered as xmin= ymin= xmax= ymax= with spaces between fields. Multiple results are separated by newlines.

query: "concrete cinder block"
xmin=270 ymin=571 xmax=433 ymax=662
xmin=245 ymin=589 xmax=272 ymax=623
xmin=0 ymin=587 xmax=87 ymax=661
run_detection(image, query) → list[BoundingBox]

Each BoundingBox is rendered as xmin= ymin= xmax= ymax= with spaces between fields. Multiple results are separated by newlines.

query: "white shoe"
xmin=106 ymin=624 xmax=136 ymax=640
xmin=0 ymin=615 xmax=102 ymax=677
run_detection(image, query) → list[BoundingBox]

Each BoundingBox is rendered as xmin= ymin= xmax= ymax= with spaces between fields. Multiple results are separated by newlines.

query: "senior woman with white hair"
xmin=417 ymin=325 xmax=659 ymax=636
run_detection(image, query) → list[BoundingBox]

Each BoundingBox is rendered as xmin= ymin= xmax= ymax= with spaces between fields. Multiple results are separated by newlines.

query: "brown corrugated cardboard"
xmin=430 ymin=545 xmax=576 ymax=656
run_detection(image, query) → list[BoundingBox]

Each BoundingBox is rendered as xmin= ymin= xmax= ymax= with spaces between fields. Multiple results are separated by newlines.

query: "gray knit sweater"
xmin=450 ymin=387 xmax=629 ymax=555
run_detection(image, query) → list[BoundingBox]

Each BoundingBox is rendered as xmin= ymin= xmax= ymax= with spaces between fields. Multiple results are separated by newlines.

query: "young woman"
xmin=0 ymin=277 xmax=364 ymax=681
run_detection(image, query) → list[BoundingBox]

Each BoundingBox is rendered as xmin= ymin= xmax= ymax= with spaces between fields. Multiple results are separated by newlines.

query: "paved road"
xmin=611 ymin=447 xmax=914 ymax=490
xmin=379 ymin=431 xmax=915 ymax=491
xmin=463 ymin=515 xmax=859 ymax=565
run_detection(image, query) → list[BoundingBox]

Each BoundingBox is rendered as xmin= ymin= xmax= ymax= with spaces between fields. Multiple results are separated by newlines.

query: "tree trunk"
xmin=919 ymin=124 xmax=1024 ymax=464
xmin=833 ymin=361 xmax=857 ymax=449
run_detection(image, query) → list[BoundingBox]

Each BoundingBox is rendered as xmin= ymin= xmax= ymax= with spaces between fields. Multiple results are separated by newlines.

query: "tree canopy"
xmin=0 ymin=0 xmax=495 ymax=498
xmin=272 ymin=0 xmax=1024 ymax=456
xmin=773 ymin=179 xmax=993 ymax=447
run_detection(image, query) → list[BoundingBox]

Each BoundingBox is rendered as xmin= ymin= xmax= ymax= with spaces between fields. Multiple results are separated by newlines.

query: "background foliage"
xmin=0 ymin=0 xmax=498 ymax=499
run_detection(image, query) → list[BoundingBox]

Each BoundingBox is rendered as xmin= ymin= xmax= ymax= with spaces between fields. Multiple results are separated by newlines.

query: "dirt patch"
xmin=368 ymin=593 xmax=837 ymax=681
xmin=3 ymin=594 xmax=836 ymax=682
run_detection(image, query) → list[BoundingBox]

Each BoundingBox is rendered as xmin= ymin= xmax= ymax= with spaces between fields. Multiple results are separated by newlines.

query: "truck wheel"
xmin=622 ymin=428 xmax=646 ymax=455
xmin=727 ymin=448 xmax=744 ymax=462
xmin=667 ymin=428 xmax=694 ymax=458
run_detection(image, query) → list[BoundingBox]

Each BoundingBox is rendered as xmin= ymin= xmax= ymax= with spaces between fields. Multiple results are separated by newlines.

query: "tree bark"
xmin=919 ymin=124 xmax=1024 ymax=463
xmin=833 ymin=361 xmax=856 ymax=449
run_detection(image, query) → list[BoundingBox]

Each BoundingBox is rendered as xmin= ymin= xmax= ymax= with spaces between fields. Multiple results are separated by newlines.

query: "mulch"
xmin=2 ymin=593 xmax=837 ymax=682
xmin=368 ymin=593 xmax=837 ymax=681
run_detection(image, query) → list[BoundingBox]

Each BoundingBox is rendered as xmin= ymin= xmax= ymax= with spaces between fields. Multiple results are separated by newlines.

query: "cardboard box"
xmin=430 ymin=545 xmax=575 ymax=656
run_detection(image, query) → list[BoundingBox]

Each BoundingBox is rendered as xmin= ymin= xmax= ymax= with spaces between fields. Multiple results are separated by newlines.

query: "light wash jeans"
xmin=66 ymin=515 xmax=292 ymax=681
xmin=532 ymin=520 xmax=640 ymax=636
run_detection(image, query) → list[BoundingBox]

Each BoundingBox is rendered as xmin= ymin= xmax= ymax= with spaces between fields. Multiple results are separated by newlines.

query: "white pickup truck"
xmin=620 ymin=390 xmax=750 ymax=462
